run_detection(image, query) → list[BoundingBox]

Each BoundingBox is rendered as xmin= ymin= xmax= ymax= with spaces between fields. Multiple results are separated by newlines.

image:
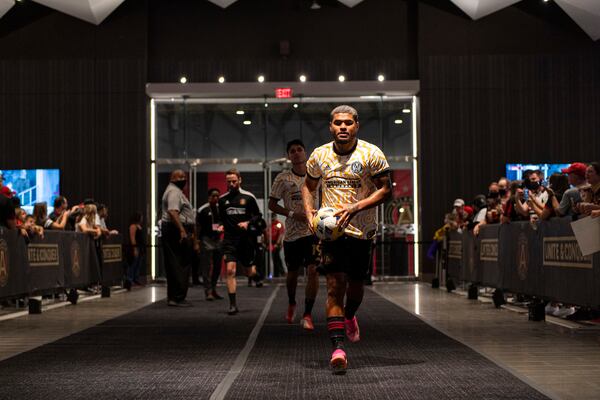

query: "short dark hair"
xmin=53 ymin=196 xmax=66 ymax=209
xmin=207 ymin=187 xmax=220 ymax=196
xmin=589 ymin=162 xmax=600 ymax=176
xmin=330 ymin=105 xmax=358 ymax=122
xmin=286 ymin=139 xmax=305 ymax=154
xmin=225 ymin=168 xmax=241 ymax=178
xmin=97 ymin=203 xmax=106 ymax=212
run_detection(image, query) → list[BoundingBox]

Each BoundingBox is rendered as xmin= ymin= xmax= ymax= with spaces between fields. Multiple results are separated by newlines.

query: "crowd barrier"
xmin=445 ymin=218 xmax=600 ymax=307
xmin=0 ymin=228 xmax=124 ymax=300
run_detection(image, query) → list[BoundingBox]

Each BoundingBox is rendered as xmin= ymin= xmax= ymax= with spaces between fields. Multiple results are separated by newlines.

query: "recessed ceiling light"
xmin=402 ymin=108 xmax=411 ymax=113
xmin=394 ymin=119 xmax=403 ymax=124
xmin=338 ymin=75 xmax=346 ymax=82
xmin=218 ymin=76 xmax=225 ymax=83
xmin=243 ymin=120 xmax=252 ymax=125
xmin=377 ymin=74 xmax=385 ymax=82
xmin=299 ymin=75 xmax=307 ymax=82
xmin=236 ymin=110 xmax=245 ymax=115
xmin=179 ymin=76 xmax=187 ymax=84
xmin=257 ymin=75 xmax=265 ymax=83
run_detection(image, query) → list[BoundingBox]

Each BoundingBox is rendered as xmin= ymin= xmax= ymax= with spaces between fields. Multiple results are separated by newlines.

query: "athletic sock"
xmin=252 ymin=274 xmax=261 ymax=282
xmin=344 ymin=298 xmax=361 ymax=320
xmin=327 ymin=316 xmax=345 ymax=349
xmin=304 ymin=298 xmax=315 ymax=316
xmin=288 ymin=297 xmax=296 ymax=306
xmin=228 ymin=293 xmax=236 ymax=307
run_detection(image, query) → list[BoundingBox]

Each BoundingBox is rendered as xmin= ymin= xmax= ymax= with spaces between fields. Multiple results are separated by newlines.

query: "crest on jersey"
xmin=240 ymin=198 xmax=246 ymax=205
xmin=351 ymin=162 xmax=364 ymax=174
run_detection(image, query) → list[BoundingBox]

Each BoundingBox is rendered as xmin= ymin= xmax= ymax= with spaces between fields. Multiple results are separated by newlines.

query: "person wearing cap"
xmin=549 ymin=163 xmax=587 ymax=217
xmin=452 ymin=198 xmax=468 ymax=231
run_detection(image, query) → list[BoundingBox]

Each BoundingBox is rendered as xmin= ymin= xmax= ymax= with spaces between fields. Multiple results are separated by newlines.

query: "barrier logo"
xmin=0 ymin=239 xmax=9 ymax=288
xmin=102 ymin=245 xmax=122 ymax=263
xmin=28 ymin=244 xmax=59 ymax=267
xmin=448 ymin=240 xmax=462 ymax=260
xmin=480 ymin=239 xmax=498 ymax=262
xmin=71 ymin=241 xmax=81 ymax=278
xmin=517 ymin=233 xmax=529 ymax=281
xmin=543 ymin=237 xmax=592 ymax=269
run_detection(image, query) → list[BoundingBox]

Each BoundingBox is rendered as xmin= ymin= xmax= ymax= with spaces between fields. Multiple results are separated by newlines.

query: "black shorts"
xmin=283 ymin=235 xmax=320 ymax=272
xmin=321 ymin=236 xmax=373 ymax=281
xmin=222 ymin=236 xmax=256 ymax=267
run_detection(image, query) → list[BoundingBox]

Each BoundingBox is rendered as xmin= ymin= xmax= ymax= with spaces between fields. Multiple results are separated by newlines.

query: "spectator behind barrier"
xmin=49 ymin=196 xmax=82 ymax=231
xmin=76 ymin=204 xmax=102 ymax=239
xmin=502 ymin=180 xmax=527 ymax=223
xmin=548 ymin=163 xmax=587 ymax=218
xmin=33 ymin=202 xmax=70 ymax=230
xmin=14 ymin=207 xmax=26 ymax=226
xmin=575 ymin=162 xmax=600 ymax=216
xmin=97 ymin=204 xmax=119 ymax=236
xmin=0 ymin=177 xmax=16 ymax=229
xmin=472 ymin=194 xmax=487 ymax=236
xmin=451 ymin=198 xmax=468 ymax=232
xmin=498 ymin=177 xmax=511 ymax=207
xmin=23 ymin=214 xmax=44 ymax=239
xmin=485 ymin=182 xmax=502 ymax=224
xmin=541 ymin=173 xmax=570 ymax=221
xmin=515 ymin=170 xmax=549 ymax=224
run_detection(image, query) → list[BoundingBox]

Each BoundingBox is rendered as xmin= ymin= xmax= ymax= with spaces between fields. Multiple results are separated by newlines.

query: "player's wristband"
xmin=288 ymin=210 xmax=294 ymax=218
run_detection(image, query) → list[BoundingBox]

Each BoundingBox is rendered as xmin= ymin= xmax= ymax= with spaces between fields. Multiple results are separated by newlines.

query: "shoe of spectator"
xmin=545 ymin=303 xmax=559 ymax=315
xmin=212 ymin=290 xmax=224 ymax=300
xmin=255 ymin=280 xmax=264 ymax=288
xmin=205 ymin=291 xmax=215 ymax=301
xmin=554 ymin=306 xmax=576 ymax=318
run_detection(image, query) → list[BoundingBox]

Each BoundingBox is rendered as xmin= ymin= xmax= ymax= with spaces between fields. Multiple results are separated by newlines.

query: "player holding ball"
xmin=301 ymin=105 xmax=392 ymax=375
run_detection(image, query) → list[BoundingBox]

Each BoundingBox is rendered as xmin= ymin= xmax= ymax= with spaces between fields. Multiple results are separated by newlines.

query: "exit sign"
xmin=275 ymin=88 xmax=293 ymax=98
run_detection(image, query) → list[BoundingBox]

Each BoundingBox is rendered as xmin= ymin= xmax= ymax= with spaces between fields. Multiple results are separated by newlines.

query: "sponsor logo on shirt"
xmin=226 ymin=207 xmax=246 ymax=215
xmin=325 ymin=178 xmax=362 ymax=189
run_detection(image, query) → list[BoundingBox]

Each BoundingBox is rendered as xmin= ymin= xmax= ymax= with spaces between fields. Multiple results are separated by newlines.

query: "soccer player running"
xmin=219 ymin=168 xmax=264 ymax=315
xmin=268 ymin=139 xmax=319 ymax=331
xmin=301 ymin=105 xmax=391 ymax=374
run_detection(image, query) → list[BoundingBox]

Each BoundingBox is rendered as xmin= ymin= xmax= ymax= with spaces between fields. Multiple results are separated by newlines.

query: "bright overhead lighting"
xmin=338 ymin=75 xmax=346 ymax=82
xmin=299 ymin=75 xmax=307 ymax=82
xmin=243 ymin=120 xmax=252 ymax=125
xmin=377 ymin=74 xmax=385 ymax=82
xmin=394 ymin=119 xmax=403 ymax=124
xmin=236 ymin=110 xmax=245 ymax=115
xmin=218 ymin=76 xmax=225 ymax=83
xmin=293 ymin=104 xmax=299 ymax=108
xmin=257 ymin=75 xmax=265 ymax=83
xmin=310 ymin=1 xmax=321 ymax=10
xmin=179 ymin=76 xmax=187 ymax=84
xmin=399 ymin=207 xmax=405 ymax=213
xmin=402 ymin=108 xmax=411 ymax=113
xmin=264 ymin=103 xmax=269 ymax=108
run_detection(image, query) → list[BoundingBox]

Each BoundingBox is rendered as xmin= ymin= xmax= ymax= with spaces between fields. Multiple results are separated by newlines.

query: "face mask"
xmin=487 ymin=191 xmax=499 ymax=199
xmin=526 ymin=180 xmax=540 ymax=191
xmin=498 ymin=189 xmax=507 ymax=197
xmin=174 ymin=180 xmax=187 ymax=190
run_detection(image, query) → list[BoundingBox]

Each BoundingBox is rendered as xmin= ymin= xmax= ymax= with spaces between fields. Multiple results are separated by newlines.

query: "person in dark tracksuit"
xmin=161 ymin=169 xmax=195 ymax=307
xmin=196 ymin=188 xmax=224 ymax=301
xmin=219 ymin=168 xmax=264 ymax=315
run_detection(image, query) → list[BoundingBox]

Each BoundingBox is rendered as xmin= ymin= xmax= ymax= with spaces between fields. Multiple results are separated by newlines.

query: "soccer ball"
xmin=312 ymin=207 xmax=344 ymax=241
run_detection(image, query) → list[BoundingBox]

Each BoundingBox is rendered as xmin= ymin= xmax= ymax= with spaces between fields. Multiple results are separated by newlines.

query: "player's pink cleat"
xmin=300 ymin=315 xmax=314 ymax=331
xmin=285 ymin=304 xmax=296 ymax=324
xmin=345 ymin=316 xmax=360 ymax=343
xmin=330 ymin=349 xmax=348 ymax=375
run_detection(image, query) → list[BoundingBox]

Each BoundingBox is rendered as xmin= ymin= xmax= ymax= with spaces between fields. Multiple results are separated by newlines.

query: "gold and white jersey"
xmin=306 ymin=139 xmax=389 ymax=239
xmin=270 ymin=169 xmax=315 ymax=242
